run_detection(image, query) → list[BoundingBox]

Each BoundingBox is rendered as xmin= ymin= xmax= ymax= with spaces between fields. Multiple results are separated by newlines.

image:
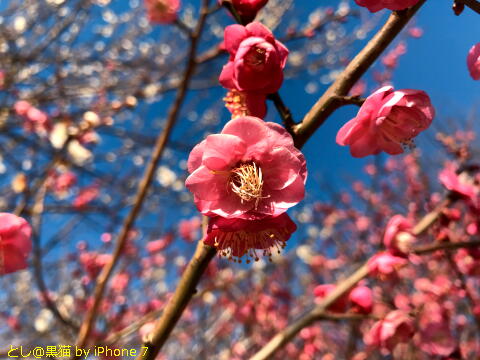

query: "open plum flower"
xmin=185 ymin=116 xmax=307 ymax=219
xmin=364 ymin=310 xmax=415 ymax=351
xmin=384 ymin=215 xmax=415 ymax=256
xmin=144 ymin=0 xmax=180 ymax=24
xmin=0 ymin=213 xmax=32 ymax=276
xmin=204 ymin=213 xmax=296 ymax=262
xmin=336 ymin=86 xmax=435 ymax=157
xmin=220 ymin=22 xmax=288 ymax=95
xmin=355 ymin=0 xmax=420 ymax=13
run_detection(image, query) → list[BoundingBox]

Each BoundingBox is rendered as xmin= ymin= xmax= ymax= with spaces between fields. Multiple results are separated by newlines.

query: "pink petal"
xmin=203 ymin=134 xmax=246 ymax=171
xmin=224 ymin=24 xmax=249 ymax=56
xmin=185 ymin=165 xmax=228 ymax=201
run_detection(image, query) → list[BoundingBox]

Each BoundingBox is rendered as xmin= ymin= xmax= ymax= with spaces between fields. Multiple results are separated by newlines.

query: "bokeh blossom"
xmin=0 ymin=213 xmax=32 ymax=276
xmin=383 ymin=215 xmax=415 ymax=255
xmin=144 ymin=0 xmax=180 ymax=24
xmin=364 ymin=310 xmax=415 ymax=351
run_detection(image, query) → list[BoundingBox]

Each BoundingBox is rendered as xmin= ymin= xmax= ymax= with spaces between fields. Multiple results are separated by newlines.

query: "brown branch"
xmin=267 ymin=92 xmax=296 ymax=133
xmin=72 ymin=1 xmax=211 ymax=354
xmin=292 ymin=0 xmax=426 ymax=148
xmin=413 ymin=239 xmax=480 ymax=254
xmin=138 ymin=242 xmax=216 ymax=360
xmin=457 ymin=0 xmax=480 ymax=14
xmin=249 ymin=195 xmax=450 ymax=360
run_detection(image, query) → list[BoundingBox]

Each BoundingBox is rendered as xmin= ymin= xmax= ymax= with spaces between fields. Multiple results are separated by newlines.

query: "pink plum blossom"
xmin=203 ymin=213 xmax=296 ymax=262
xmin=467 ymin=43 xmax=480 ymax=80
xmin=79 ymin=251 xmax=112 ymax=280
xmin=0 ymin=213 xmax=32 ymax=275
xmin=439 ymin=163 xmax=479 ymax=207
xmin=383 ymin=215 xmax=415 ymax=255
xmin=144 ymin=0 xmax=180 ymax=24
xmin=178 ymin=217 xmax=201 ymax=242
xmin=367 ymin=251 xmax=408 ymax=278
xmin=185 ymin=116 xmax=306 ymax=219
xmin=349 ymin=286 xmax=373 ymax=314
xmin=416 ymin=302 xmax=456 ymax=357
xmin=313 ymin=284 xmax=349 ymax=313
xmin=219 ymin=22 xmax=289 ymax=95
xmin=364 ymin=310 xmax=415 ymax=351
xmin=354 ymin=0 xmax=420 ymax=13
xmin=336 ymin=86 xmax=435 ymax=157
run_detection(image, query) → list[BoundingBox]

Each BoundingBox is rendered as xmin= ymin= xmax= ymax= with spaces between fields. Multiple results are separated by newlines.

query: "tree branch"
xmin=457 ymin=0 xmax=480 ymax=14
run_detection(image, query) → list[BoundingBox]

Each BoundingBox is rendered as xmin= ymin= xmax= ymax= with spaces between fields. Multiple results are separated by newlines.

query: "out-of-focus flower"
xmin=349 ymin=286 xmax=373 ymax=314
xmin=186 ymin=116 xmax=306 ymax=219
xmin=367 ymin=252 xmax=408 ymax=278
xmin=14 ymin=100 xmax=51 ymax=135
xmin=144 ymin=0 xmax=180 ymax=24
xmin=336 ymin=86 xmax=434 ymax=157
xmin=313 ymin=284 xmax=349 ymax=312
xmin=146 ymin=234 xmax=173 ymax=254
xmin=364 ymin=310 xmax=415 ymax=351
xmin=381 ymin=42 xmax=406 ymax=69
xmin=220 ymin=22 xmax=288 ymax=94
xmin=408 ymin=27 xmax=423 ymax=38
xmin=203 ymin=213 xmax=296 ymax=262
xmin=79 ymin=251 xmax=112 ymax=279
xmin=111 ymin=273 xmax=130 ymax=293
xmin=383 ymin=215 xmax=415 ymax=255
xmin=355 ymin=0 xmax=420 ymax=13
xmin=416 ymin=303 xmax=456 ymax=357
xmin=49 ymin=171 xmax=77 ymax=198
xmin=0 ymin=213 xmax=32 ymax=275
xmin=314 ymin=284 xmax=373 ymax=314
xmin=178 ymin=217 xmax=201 ymax=242
xmin=73 ymin=184 xmax=100 ymax=209
xmin=467 ymin=43 xmax=480 ymax=80
xmin=454 ymin=248 xmax=480 ymax=276
xmin=439 ymin=163 xmax=479 ymax=208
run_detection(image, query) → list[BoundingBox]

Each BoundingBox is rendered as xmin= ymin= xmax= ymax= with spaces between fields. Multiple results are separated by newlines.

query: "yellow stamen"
xmin=229 ymin=162 xmax=265 ymax=209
